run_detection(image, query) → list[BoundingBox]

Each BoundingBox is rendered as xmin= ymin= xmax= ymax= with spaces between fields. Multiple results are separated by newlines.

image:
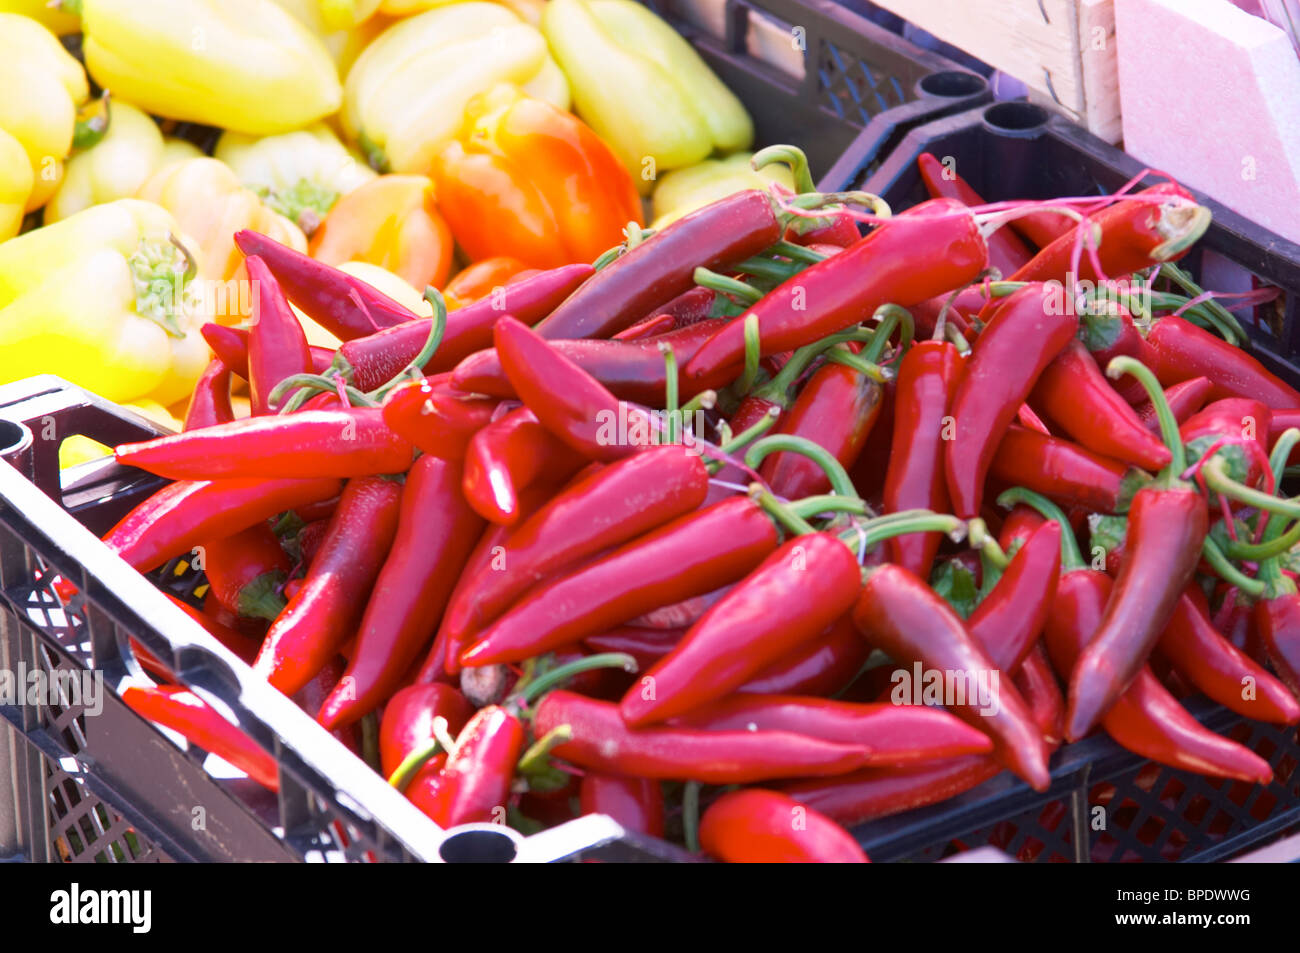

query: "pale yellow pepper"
xmin=47 ymin=101 xmax=203 ymax=223
xmin=0 ymin=0 xmax=81 ymax=34
xmin=319 ymin=0 xmax=382 ymax=30
xmin=0 ymin=128 xmax=34 ymax=241
xmin=651 ymin=153 xmax=795 ymax=229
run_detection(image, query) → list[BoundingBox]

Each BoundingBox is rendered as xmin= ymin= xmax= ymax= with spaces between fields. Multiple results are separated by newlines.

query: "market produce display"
xmin=4 ymin=0 xmax=1300 ymax=866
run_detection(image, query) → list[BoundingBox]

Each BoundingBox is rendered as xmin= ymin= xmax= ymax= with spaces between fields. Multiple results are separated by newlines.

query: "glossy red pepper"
xmin=1076 ymin=301 xmax=1161 ymax=405
xmin=163 ymin=592 xmax=261 ymax=664
xmin=338 ymin=264 xmax=594 ymax=391
xmin=988 ymin=425 xmax=1129 ymax=514
xmin=318 ymin=457 xmax=484 ymax=729
xmin=234 ymin=229 xmax=418 ymax=340
xmin=532 ymin=690 xmax=872 ymax=783
xmin=253 ymin=476 xmax=403 ymax=696
xmin=1030 ymin=339 xmax=1171 ymax=471
xmin=460 ymin=407 xmax=586 ymax=526
xmin=534 ymin=190 xmax=782 ymax=341
xmin=700 ymin=790 xmax=868 ymax=863
xmin=621 ymin=533 xmax=862 ymax=726
xmin=613 ymin=313 xmax=677 ymax=341
xmin=200 ymin=322 xmax=334 ymax=380
xmin=200 ymin=523 xmax=289 ymax=623
xmin=685 ymin=199 xmax=988 ymax=382
xmin=1147 ymin=316 xmax=1300 ymax=409
xmin=945 ymin=282 xmax=1078 ymax=518
xmin=115 ymin=409 xmax=414 ymax=481
xmin=736 ymin=617 xmax=869 ymax=697
xmin=102 ymin=476 xmax=343 ymax=573
xmin=853 ymin=563 xmax=1051 ymax=790
xmin=997 ymin=503 xmax=1046 ymax=553
xmin=243 ymin=255 xmax=314 ymax=416
xmin=1015 ymin=644 xmax=1065 ymax=746
xmin=460 ymin=497 xmax=780 ymax=667
xmin=1137 ymin=376 xmax=1212 ymax=432
xmin=882 ymin=339 xmax=963 ymax=577
xmin=123 ymin=685 xmax=279 ymax=792
xmin=578 ymin=773 xmax=664 ymax=837
xmin=422 ymin=705 xmax=526 ymax=828
xmin=1180 ymin=397 xmax=1272 ymax=490
xmin=183 ymin=359 xmax=234 ymax=431
xmin=379 ymin=377 xmax=497 ymax=462
xmin=1254 ymin=588 xmax=1300 ymax=701
xmin=378 ymin=683 xmax=474 ymax=798
xmin=917 ymin=151 xmax=1031 ymax=277
xmin=966 ymin=520 xmax=1061 ymax=674
xmin=583 ymin=626 xmax=683 ymax=669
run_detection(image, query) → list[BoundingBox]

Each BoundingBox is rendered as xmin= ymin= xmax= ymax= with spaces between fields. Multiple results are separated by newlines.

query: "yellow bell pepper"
xmin=76 ymin=0 xmax=342 ymax=136
xmin=137 ymin=157 xmax=307 ymax=286
xmin=0 ymin=13 xmax=89 ymax=211
xmin=0 ymin=198 xmax=210 ymax=405
xmin=651 ymin=152 xmax=795 ymax=229
xmin=542 ymin=0 xmax=753 ymax=191
xmin=214 ymin=125 xmax=376 ymax=237
xmin=319 ymin=0 xmax=381 ymax=30
xmin=342 ymin=2 xmax=569 ymax=174
xmin=47 ymin=101 xmax=203 ymax=223
xmin=0 ymin=0 xmax=81 ymax=34
xmin=0 ymin=128 xmax=33 ymax=241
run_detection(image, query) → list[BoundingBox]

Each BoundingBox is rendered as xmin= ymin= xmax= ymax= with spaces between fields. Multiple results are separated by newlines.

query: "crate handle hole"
xmin=983 ymin=102 xmax=1050 ymax=136
xmin=439 ymin=826 xmax=519 ymax=863
xmin=919 ymin=71 xmax=986 ymax=99
xmin=0 ymin=419 xmax=31 ymax=459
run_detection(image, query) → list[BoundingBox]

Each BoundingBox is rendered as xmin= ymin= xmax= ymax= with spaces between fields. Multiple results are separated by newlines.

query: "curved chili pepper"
xmin=917 ymin=151 xmax=1031 ymax=277
xmin=621 ymin=533 xmax=862 ymax=726
xmin=338 ymin=263 xmax=595 ymax=391
xmin=201 ymin=523 xmax=289 ymax=623
xmin=685 ymin=199 xmax=988 ymax=382
xmin=420 ymin=704 xmax=526 ymax=829
xmin=737 ymin=616 xmax=869 ymax=697
xmin=233 ymin=229 xmax=419 ymax=340
xmin=200 ymin=322 xmax=335 ymax=380
xmin=493 ymin=315 xmax=655 ymax=462
xmin=882 ymin=339 xmax=963 ymax=578
xmin=583 ymin=626 xmax=684 ymax=669
xmin=1147 ymin=316 xmax=1300 ymax=409
xmin=1015 ymin=644 xmax=1065 ymax=746
xmin=253 ymin=476 xmax=403 ymax=696
xmin=1180 ymin=397 xmax=1271 ymax=490
xmin=945 ymin=282 xmax=1078 ymax=518
xmin=853 ymin=563 xmax=1051 ymax=791
xmin=1158 ymin=587 xmax=1299 ymax=724
xmin=614 ymin=313 xmax=677 ymax=341
xmin=965 ymin=520 xmax=1061 ymax=674
xmin=534 ymin=190 xmax=782 ymax=341
xmin=184 ymin=359 xmax=234 ymax=431
xmin=997 ymin=503 xmax=1045 ymax=553
xmin=460 ymin=497 xmax=780 ymax=667
xmin=579 ymin=773 xmax=664 ymax=837
xmin=671 ymin=694 xmax=993 ymax=766
xmin=988 ymin=425 xmax=1129 ymax=514
xmin=1030 ymin=339 xmax=1171 ymax=471
xmin=318 ymin=457 xmax=484 ymax=730
xmin=380 ymin=377 xmax=497 ymax=462
xmin=115 ymin=409 xmax=414 ymax=481
xmin=532 ymin=690 xmax=872 ymax=784
xmin=378 ymin=683 xmax=474 ymax=783
xmin=103 ymin=476 xmax=343 ymax=573
xmin=700 ymin=789 xmax=869 ymax=863
xmin=1137 ymin=376 xmax=1212 ymax=432
xmin=122 ymin=685 xmax=279 ymax=792
xmin=444 ymin=447 xmax=709 ymax=651
xmin=461 ymin=407 xmax=587 ymax=526
xmin=451 ymin=317 xmax=732 ymax=405
xmin=243 ymin=255 xmax=314 ymax=417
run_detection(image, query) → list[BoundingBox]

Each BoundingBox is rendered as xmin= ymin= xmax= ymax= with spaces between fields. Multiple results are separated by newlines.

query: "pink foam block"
xmin=1115 ymin=0 xmax=1300 ymax=244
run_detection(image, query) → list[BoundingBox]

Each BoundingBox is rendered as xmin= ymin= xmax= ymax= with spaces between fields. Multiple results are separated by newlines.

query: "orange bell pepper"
xmin=308 ymin=174 xmax=453 ymax=291
xmin=432 ymin=83 xmax=642 ymax=270
xmin=443 ymin=256 xmax=537 ymax=310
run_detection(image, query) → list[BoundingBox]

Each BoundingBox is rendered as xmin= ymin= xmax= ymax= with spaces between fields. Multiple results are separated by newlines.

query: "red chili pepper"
xmin=671 ymin=694 xmax=993 ymax=767
xmin=882 ymin=339 xmax=963 ymax=578
xmin=422 ymin=704 xmax=526 ymax=828
xmin=1030 ymin=339 xmax=1171 ymax=470
xmin=1147 ymin=317 xmax=1300 ymax=408
xmin=532 ymin=690 xmax=872 ymax=783
xmin=966 ymin=520 xmax=1061 ymax=674
xmin=317 ymin=457 xmax=484 ymax=730
xmin=578 ymin=773 xmax=664 ymax=837
xmin=620 ymin=533 xmax=862 ymax=726
xmin=184 ymin=359 xmax=234 ymax=431
xmin=379 ymin=377 xmax=497 ymax=462
xmin=534 ymin=190 xmax=782 ymax=341
xmin=613 ymin=313 xmax=676 ymax=341
xmin=988 ymin=425 xmax=1129 ymax=513
xmin=647 ymin=285 xmax=732 ymax=329
xmin=583 ymin=626 xmax=683 ymax=670
xmin=493 ymin=315 xmax=655 ymax=462
xmin=123 ymin=684 xmax=280 ymax=791
xmin=102 ymin=476 xmax=343 ymax=573
xmin=292 ymin=517 xmax=329 ymax=571
xmin=338 ymin=264 xmax=594 ymax=391
xmin=201 ymin=523 xmax=289 ymax=622
xmin=917 ymin=151 xmax=1032 ymax=277
xmin=1014 ymin=644 xmax=1065 ymax=746
xmin=1007 ymin=206 xmax=1075 ymax=251
xmin=451 ymin=317 xmax=732 ymax=405
xmin=234 ymin=229 xmax=418 ymax=340
xmin=1157 ymin=588 xmax=1299 ymax=724
xmin=1254 ymin=594 xmax=1300 ymax=701
xmin=1137 ymin=376 xmax=1212 ymax=432
xmin=737 ymin=616 xmax=869 ymax=697
xmin=379 ymin=683 xmax=474 ymax=779
xmin=853 ymin=563 xmax=1051 ymax=790
xmin=243 ymin=255 xmax=314 ymax=416
xmin=115 ymin=409 xmax=414 ymax=481
xmin=163 ymin=592 xmax=261 ymax=664
xmin=945 ymin=282 xmax=1078 ymax=518
xmin=460 ymin=497 xmax=780 ymax=667
xmin=699 ymin=789 xmax=869 ymax=863
xmin=442 ymin=447 xmax=709 ymax=652
xmin=253 ymin=476 xmax=403 ymax=696
xmin=200 ymin=323 xmax=335 ymax=380
xmin=1075 ymin=301 xmax=1161 ymax=406
xmin=461 ymin=406 xmax=586 ymax=526
xmin=685 ymin=199 xmax=988 ymax=383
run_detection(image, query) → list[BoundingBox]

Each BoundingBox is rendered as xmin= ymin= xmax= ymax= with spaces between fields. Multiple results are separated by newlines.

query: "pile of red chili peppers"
xmin=92 ymin=147 xmax=1300 ymax=863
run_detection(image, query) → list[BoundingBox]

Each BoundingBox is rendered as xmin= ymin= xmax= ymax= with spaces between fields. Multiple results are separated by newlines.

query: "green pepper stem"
xmin=765 ymin=239 xmax=828 ymax=264
xmin=1106 ymin=356 xmax=1186 ymax=477
xmin=738 ymin=314 xmax=762 ymax=394
xmin=839 ymin=512 xmax=966 ymax=555
xmin=822 ymin=348 xmax=890 ymax=383
xmin=1200 ymin=459 xmax=1300 ymax=521
xmin=968 ymin=518 xmax=1009 ymax=572
xmin=714 ymin=406 xmax=780 ymax=458
xmin=751 ymin=486 xmax=820 ymax=537
xmin=516 ymin=725 xmax=573 ymax=776
xmin=694 ymin=267 xmax=761 ymax=304
xmin=1202 ymin=537 xmax=1266 ymax=598
xmin=368 ymin=288 xmax=446 ymax=399
xmin=864 ymin=304 xmax=914 ymax=364
xmin=514 ymin=653 xmax=638 ymax=707
xmin=682 ymin=781 xmax=702 ymax=853
xmin=752 ymin=144 xmax=817 ymax=193
xmin=733 ymin=256 xmax=803 ymax=282
xmin=388 ymin=737 xmax=442 ymax=792
xmin=1262 ymin=428 xmax=1300 ymax=543
xmin=661 ymin=342 xmax=680 ymax=445
xmin=744 ymin=434 xmax=856 ymax=497
xmin=786 ymin=495 xmax=870 ymax=520
xmin=996 ymin=487 xmax=1085 ymax=571
xmin=1225 ymin=518 xmax=1300 ymax=561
